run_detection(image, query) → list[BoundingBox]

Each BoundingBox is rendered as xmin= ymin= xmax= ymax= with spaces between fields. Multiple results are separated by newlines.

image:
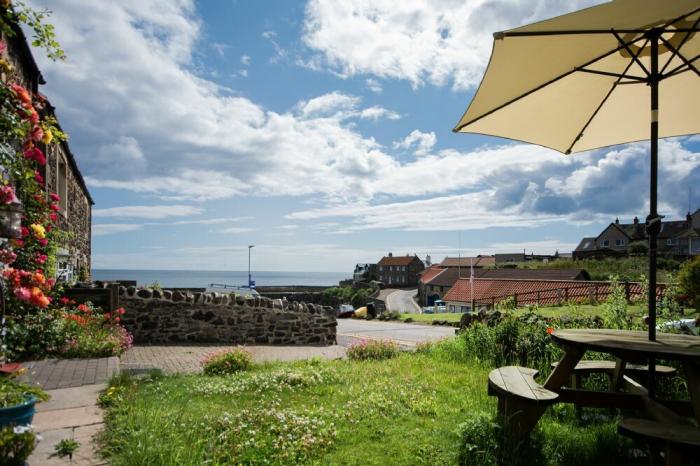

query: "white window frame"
xmin=602 ymin=239 xmax=610 ymax=247
xmin=615 ymin=239 xmax=625 ymax=247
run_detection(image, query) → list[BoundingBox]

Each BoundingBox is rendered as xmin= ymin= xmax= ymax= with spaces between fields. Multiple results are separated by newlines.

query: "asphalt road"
xmin=385 ymin=288 xmax=421 ymax=313
xmin=337 ymin=319 xmax=455 ymax=347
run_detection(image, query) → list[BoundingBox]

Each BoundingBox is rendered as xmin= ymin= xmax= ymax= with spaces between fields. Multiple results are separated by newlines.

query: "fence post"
xmin=471 ymin=298 xmax=476 ymax=312
xmin=564 ymin=288 xmax=569 ymax=302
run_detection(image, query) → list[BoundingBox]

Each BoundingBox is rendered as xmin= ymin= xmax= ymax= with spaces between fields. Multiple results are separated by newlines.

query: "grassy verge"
xmin=99 ymin=347 xmax=641 ymax=465
xmin=400 ymin=303 xmax=648 ymax=324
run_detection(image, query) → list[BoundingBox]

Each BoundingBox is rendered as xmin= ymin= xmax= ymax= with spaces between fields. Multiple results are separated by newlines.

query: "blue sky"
xmin=28 ymin=0 xmax=700 ymax=272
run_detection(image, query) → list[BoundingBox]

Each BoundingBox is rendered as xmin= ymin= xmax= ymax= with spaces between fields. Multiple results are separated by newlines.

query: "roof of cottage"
xmin=378 ymin=255 xmax=422 ymax=266
xmin=439 ymin=256 xmax=495 ymax=268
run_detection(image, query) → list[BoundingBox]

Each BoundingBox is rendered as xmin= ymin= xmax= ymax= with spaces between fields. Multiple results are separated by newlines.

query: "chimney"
xmin=615 ymin=217 xmax=619 ymax=224
xmin=388 ymin=252 xmax=392 ymax=257
xmin=633 ymin=216 xmax=639 ymax=225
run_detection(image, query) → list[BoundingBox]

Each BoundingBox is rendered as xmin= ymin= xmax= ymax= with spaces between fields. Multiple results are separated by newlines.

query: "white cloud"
xmin=393 ymin=130 xmax=436 ymax=156
xmin=262 ymin=30 xmax=287 ymax=63
xmin=93 ymin=205 xmax=203 ymax=219
xmin=359 ymin=106 xmax=400 ymax=121
xmin=302 ymin=0 xmax=603 ymax=90
xmin=279 ymin=224 xmax=300 ymax=230
xmin=217 ymin=226 xmax=256 ymax=234
xmin=211 ymin=42 xmax=229 ymax=57
xmin=365 ymin=78 xmax=382 ymax=94
xmin=239 ymin=69 xmax=248 ymax=77
xmin=92 ymin=223 xmax=143 ymax=236
xmin=240 ymin=54 xmax=251 ymax=65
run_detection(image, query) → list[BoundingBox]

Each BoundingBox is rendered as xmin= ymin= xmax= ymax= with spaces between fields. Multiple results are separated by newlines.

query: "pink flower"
xmin=13 ymin=287 xmax=31 ymax=302
xmin=30 ymin=126 xmax=44 ymax=143
xmin=38 ymin=238 xmax=48 ymax=247
xmin=0 ymin=185 xmax=18 ymax=205
xmin=35 ymin=171 xmax=44 ymax=184
xmin=0 ymin=41 xmax=6 ymax=55
xmin=50 ymin=193 xmax=60 ymax=202
xmin=0 ymin=249 xmax=17 ymax=264
xmin=20 ymin=227 xmax=29 ymax=238
xmin=23 ymin=146 xmax=46 ymax=166
xmin=36 ymin=254 xmax=47 ymax=264
xmin=50 ymin=204 xmax=59 ymax=212
xmin=49 ymin=212 xmax=58 ymax=222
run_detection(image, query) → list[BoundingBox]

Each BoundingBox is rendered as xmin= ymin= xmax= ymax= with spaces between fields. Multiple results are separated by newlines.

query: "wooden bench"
xmin=618 ymin=418 xmax=700 ymax=466
xmin=551 ymin=360 xmax=677 ymax=378
xmin=488 ymin=366 xmax=558 ymax=440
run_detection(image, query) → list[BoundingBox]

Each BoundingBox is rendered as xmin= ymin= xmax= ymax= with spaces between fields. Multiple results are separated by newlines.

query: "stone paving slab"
xmin=28 ymin=384 xmax=107 ymax=466
xmin=121 ymin=344 xmax=347 ymax=374
xmin=20 ymin=357 xmax=119 ymax=390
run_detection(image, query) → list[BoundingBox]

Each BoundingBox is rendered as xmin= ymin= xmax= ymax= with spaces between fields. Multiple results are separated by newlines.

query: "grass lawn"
xmin=400 ymin=303 xmax=648 ymax=324
xmin=99 ymin=349 xmax=639 ymax=466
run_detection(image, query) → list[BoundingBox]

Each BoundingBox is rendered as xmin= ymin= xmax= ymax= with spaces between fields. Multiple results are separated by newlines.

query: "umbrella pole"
xmin=647 ymin=30 xmax=660 ymax=398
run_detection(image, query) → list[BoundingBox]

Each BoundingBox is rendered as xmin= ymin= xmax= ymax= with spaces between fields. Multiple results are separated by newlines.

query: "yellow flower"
xmin=30 ymin=223 xmax=46 ymax=239
xmin=42 ymin=129 xmax=53 ymax=145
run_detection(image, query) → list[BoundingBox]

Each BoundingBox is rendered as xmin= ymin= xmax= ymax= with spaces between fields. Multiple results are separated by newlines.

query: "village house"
xmin=438 ymin=255 xmax=495 ymax=269
xmin=352 ymin=263 xmax=377 ymax=284
xmin=1 ymin=22 xmax=93 ymax=280
xmin=377 ymin=253 xmax=425 ymax=287
xmin=419 ymin=267 xmax=589 ymax=306
xmin=573 ymin=210 xmax=700 ymax=260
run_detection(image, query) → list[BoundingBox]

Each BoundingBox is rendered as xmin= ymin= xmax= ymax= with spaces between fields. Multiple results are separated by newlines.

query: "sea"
xmin=91 ymin=269 xmax=350 ymax=289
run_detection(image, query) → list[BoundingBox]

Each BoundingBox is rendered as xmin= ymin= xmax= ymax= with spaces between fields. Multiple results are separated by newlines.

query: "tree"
xmin=677 ymin=256 xmax=700 ymax=311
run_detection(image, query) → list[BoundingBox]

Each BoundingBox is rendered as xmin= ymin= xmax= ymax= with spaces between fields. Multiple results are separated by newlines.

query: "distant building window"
xmin=602 ymin=239 xmax=609 ymax=247
xmin=379 ymin=266 xmax=384 ymax=271
xmin=460 ymin=306 xmax=469 ymax=313
xmin=401 ymin=266 xmax=406 ymax=271
xmin=615 ymin=239 xmax=625 ymax=247
xmin=666 ymin=238 xmax=678 ymax=246
xmin=449 ymin=305 xmax=455 ymax=312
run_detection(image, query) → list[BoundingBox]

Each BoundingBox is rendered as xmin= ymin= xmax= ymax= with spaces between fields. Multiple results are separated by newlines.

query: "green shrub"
xmin=347 ymin=339 xmax=399 ymax=361
xmin=678 ymin=255 xmax=700 ymax=311
xmin=601 ymin=276 xmax=634 ymax=330
xmin=457 ymin=413 xmax=542 ymax=466
xmin=201 ymin=348 xmax=253 ymax=375
xmin=0 ymin=425 xmax=38 ymax=466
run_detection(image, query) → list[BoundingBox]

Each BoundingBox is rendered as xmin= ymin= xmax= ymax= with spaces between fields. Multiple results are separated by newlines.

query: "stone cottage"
xmin=1 ymin=21 xmax=93 ymax=280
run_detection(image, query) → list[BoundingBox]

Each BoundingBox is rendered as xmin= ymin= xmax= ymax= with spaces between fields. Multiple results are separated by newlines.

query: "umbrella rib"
xmin=577 ymin=68 xmax=646 ymax=81
xmin=661 ymin=51 xmax=700 ymax=79
xmin=612 ymin=30 xmax=649 ymax=77
xmin=660 ymin=16 xmax=700 ymax=75
xmin=565 ymin=38 xmax=649 ymax=154
xmin=454 ymin=34 xmax=647 ymax=132
xmin=658 ymin=35 xmax=700 ymax=79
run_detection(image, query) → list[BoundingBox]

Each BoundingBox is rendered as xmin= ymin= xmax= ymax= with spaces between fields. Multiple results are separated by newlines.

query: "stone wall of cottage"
xmin=44 ymin=142 xmax=92 ymax=276
xmin=119 ymin=287 xmax=337 ymax=345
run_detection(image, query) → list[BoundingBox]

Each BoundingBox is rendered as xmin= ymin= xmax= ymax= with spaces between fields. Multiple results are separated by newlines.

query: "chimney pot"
xmin=633 ymin=216 xmax=639 ymax=224
xmin=615 ymin=217 xmax=619 ymax=224
xmin=388 ymin=252 xmax=392 ymax=257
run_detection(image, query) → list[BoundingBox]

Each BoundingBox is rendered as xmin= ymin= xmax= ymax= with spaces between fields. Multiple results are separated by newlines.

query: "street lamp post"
xmin=248 ymin=245 xmax=254 ymax=289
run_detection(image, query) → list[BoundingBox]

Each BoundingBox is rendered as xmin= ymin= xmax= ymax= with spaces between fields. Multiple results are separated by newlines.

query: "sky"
xmin=25 ymin=0 xmax=700 ymax=272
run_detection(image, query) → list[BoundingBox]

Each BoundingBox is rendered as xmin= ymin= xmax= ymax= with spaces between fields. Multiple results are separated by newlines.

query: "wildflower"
xmin=50 ymin=192 xmax=60 ymax=202
xmin=42 ymin=129 xmax=53 ymax=145
xmin=546 ymin=327 xmax=555 ymax=335
xmin=30 ymin=223 xmax=46 ymax=239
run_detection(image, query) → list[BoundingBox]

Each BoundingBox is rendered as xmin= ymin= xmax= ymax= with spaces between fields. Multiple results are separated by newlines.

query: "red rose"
xmin=60 ymin=297 xmax=70 ymax=305
xmin=50 ymin=193 xmax=60 ymax=202
xmin=38 ymin=238 xmax=48 ymax=247
xmin=30 ymin=126 xmax=44 ymax=142
xmin=20 ymin=227 xmax=29 ymax=237
xmin=49 ymin=212 xmax=58 ymax=222
xmin=50 ymin=204 xmax=60 ymax=212
xmin=35 ymin=171 xmax=44 ymax=184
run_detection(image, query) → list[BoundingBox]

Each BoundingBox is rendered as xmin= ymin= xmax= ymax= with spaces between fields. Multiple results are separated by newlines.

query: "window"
xmin=602 ymin=239 xmax=609 ymax=247
xmin=460 ymin=306 xmax=469 ymax=313
xmin=666 ymin=238 xmax=678 ymax=246
xmin=615 ymin=239 xmax=625 ymax=247
xmin=401 ymin=266 xmax=406 ymax=271
xmin=449 ymin=305 xmax=456 ymax=312
xmin=379 ymin=266 xmax=383 ymax=271
xmin=57 ymin=157 xmax=68 ymax=215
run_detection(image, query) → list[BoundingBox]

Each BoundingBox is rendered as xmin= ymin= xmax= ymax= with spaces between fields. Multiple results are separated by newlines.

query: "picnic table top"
xmin=551 ymin=329 xmax=700 ymax=362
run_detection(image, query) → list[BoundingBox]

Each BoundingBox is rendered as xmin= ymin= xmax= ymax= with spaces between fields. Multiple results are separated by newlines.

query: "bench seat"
xmin=551 ymin=360 xmax=676 ymax=376
xmin=618 ymin=418 xmax=700 ymax=448
xmin=488 ymin=366 xmax=558 ymax=405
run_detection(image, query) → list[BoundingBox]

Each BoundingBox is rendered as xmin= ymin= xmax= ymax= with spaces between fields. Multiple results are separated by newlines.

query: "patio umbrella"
xmin=454 ymin=0 xmax=700 ymax=394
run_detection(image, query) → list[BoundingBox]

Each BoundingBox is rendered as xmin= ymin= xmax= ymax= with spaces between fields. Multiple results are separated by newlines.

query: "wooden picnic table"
xmin=546 ymin=329 xmax=700 ymax=423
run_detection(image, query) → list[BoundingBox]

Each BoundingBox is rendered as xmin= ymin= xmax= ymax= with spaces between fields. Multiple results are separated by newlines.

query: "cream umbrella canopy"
xmin=454 ymin=0 xmax=700 ymax=393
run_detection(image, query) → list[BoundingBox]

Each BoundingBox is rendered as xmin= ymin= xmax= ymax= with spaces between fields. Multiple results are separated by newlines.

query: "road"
xmin=337 ymin=319 xmax=455 ymax=347
xmin=385 ymin=288 xmax=421 ymax=313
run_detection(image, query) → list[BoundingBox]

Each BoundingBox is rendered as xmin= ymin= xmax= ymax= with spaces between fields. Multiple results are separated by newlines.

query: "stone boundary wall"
xmin=118 ymin=287 xmax=337 ymax=345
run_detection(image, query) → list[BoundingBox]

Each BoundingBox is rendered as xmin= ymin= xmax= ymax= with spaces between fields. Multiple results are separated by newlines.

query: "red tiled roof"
xmin=378 ymin=255 xmax=420 ymax=266
xmin=443 ymin=278 xmax=662 ymax=306
xmin=419 ymin=266 xmax=446 ymax=284
xmin=476 ymin=268 xmax=589 ymax=281
xmin=439 ymin=256 xmax=495 ymax=268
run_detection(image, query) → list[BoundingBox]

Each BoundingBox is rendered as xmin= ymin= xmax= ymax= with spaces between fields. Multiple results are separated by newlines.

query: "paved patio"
xmin=20 ymin=357 xmax=119 ymax=390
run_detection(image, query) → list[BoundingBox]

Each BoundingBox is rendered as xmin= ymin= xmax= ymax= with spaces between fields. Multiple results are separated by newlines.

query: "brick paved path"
xmin=20 ymin=357 xmax=119 ymax=390
xmin=121 ymin=344 xmax=347 ymax=374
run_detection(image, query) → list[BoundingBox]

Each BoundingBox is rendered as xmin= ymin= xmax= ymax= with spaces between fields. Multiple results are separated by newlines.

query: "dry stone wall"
xmin=119 ymin=287 xmax=337 ymax=345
